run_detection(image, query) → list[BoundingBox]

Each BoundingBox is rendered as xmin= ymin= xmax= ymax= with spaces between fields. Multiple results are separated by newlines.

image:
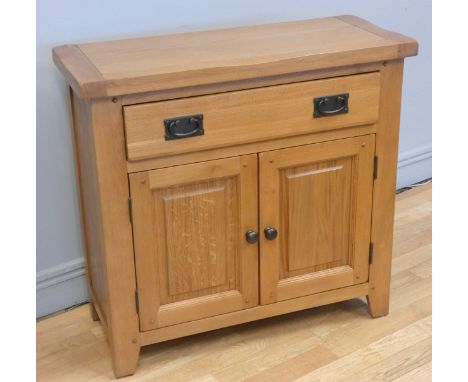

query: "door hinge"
xmin=369 ymin=242 xmax=374 ymax=265
xmin=128 ymin=197 xmax=133 ymax=224
xmin=373 ymin=156 xmax=379 ymax=180
xmin=135 ymin=290 xmax=139 ymax=315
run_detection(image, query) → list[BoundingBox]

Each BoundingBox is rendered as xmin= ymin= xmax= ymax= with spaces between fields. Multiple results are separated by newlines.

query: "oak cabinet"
xmin=53 ymin=15 xmax=417 ymax=377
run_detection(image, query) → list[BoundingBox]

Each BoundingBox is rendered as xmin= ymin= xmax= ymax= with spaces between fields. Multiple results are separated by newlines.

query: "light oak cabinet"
xmin=53 ymin=15 xmax=417 ymax=377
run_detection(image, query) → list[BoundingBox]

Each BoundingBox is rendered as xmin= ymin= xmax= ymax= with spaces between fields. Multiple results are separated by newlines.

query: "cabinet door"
xmin=130 ymin=155 xmax=258 ymax=330
xmin=259 ymin=135 xmax=375 ymax=304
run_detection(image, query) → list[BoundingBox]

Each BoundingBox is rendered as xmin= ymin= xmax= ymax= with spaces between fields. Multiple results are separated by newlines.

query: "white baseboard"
xmin=36 ymin=144 xmax=432 ymax=318
xmin=398 ymin=144 xmax=432 ymax=169
xmin=36 ymin=258 xmax=86 ymax=290
xmin=36 ymin=258 xmax=88 ymax=318
xmin=396 ymin=144 xmax=432 ymax=188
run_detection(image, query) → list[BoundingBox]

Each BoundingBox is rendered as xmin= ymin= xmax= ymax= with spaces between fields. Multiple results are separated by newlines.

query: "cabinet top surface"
xmin=53 ymin=15 xmax=417 ymax=99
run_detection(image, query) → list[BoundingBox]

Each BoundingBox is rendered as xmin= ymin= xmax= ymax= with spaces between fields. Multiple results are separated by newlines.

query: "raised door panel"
xmin=259 ymin=135 xmax=375 ymax=304
xmin=130 ymin=155 xmax=258 ymax=330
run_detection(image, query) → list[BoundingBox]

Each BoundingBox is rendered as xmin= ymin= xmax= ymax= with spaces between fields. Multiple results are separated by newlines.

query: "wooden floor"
xmin=36 ymin=184 xmax=432 ymax=382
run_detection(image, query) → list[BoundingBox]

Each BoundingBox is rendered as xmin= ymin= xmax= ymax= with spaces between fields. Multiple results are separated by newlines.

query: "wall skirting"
xmin=398 ymin=144 xmax=432 ymax=169
xmin=36 ymin=258 xmax=89 ymax=318
xmin=36 ymin=258 xmax=86 ymax=290
xmin=36 ymin=144 xmax=432 ymax=318
xmin=396 ymin=144 xmax=432 ymax=189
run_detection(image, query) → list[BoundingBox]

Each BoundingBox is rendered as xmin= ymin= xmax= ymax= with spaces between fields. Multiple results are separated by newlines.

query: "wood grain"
xmin=367 ymin=60 xmax=405 ymax=317
xmin=53 ymin=17 xmax=417 ymax=98
xmin=336 ymin=15 xmax=420 ymax=48
xmin=68 ymin=88 xmax=109 ymax=324
xmin=51 ymin=16 xmax=418 ymax=378
xmin=123 ymin=72 xmax=380 ymax=161
xmin=120 ymin=62 xmax=382 ymax=106
xmin=36 ymin=184 xmax=432 ymax=382
xmin=259 ymin=135 xmax=375 ymax=304
xmin=281 ymin=157 xmax=354 ymax=275
xmin=126 ymin=124 xmax=377 ymax=174
xmin=70 ymin=95 xmax=141 ymax=377
xmin=52 ymin=45 xmax=105 ymax=98
xmin=129 ymin=155 xmax=258 ymax=330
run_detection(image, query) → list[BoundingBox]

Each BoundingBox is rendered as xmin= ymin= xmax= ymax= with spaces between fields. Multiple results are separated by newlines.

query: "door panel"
xmin=259 ymin=135 xmax=375 ymax=304
xmin=130 ymin=155 xmax=258 ymax=330
xmin=281 ymin=157 xmax=353 ymax=277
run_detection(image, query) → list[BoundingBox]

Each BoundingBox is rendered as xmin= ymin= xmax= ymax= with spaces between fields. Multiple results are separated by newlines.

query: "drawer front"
xmin=124 ymin=72 xmax=380 ymax=161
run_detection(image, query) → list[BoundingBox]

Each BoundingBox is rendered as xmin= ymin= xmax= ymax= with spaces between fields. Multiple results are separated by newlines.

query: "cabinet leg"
xmin=365 ymin=60 xmax=403 ymax=319
xmin=89 ymin=301 xmax=100 ymax=321
xmin=366 ymin=289 xmax=390 ymax=318
xmin=110 ymin=340 xmax=140 ymax=378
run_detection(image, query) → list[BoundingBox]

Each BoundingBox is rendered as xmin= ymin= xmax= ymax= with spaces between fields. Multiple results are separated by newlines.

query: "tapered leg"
xmin=366 ymin=60 xmax=404 ymax=319
xmin=89 ymin=301 xmax=100 ymax=321
xmin=366 ymin=293 xmax=389 ymax=318
xmin=90 ymin=97 xmax=141 ymax=378
xmin=110 ymin=339 xmax=141 ymax=378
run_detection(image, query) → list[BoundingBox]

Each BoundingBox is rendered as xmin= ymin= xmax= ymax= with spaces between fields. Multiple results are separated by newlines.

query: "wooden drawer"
xmin=123 ymin=72 xmax=381 ymax=161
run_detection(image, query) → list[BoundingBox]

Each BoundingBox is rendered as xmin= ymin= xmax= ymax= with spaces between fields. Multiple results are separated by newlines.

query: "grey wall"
xmin=37 ymin=0 xmax=432 ymax=317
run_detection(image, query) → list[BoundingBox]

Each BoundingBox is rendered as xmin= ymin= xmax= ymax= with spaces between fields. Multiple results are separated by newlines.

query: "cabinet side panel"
xmin=367 ymin=59 xmax=405 ymax=317
xmin=70 ymin=90 xmax=109 ymax=324
xmin=89 ymin=97 xmax=140 ymax=377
